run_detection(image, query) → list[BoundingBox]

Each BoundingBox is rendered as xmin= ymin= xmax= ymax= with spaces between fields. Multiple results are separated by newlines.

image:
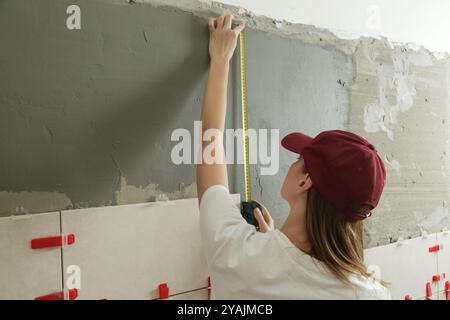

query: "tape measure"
xmin=239 ymin=30 xmax=251 ymax=203
xmin=239 ymin=30 xmax=263 ymax=228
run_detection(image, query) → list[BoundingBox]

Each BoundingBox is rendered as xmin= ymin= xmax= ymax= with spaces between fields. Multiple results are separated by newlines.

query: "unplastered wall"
xmin=350 ymin=39 xmax=450 ymax=246
xmin=0 ymin=0 xmax=449 ymax=248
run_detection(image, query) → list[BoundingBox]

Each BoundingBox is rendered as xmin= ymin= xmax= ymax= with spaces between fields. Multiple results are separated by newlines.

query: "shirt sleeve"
xmin=199 ymin=185 xmax=278 ymax=298
xmin=199 ymin=185 xmax=255 ymax=261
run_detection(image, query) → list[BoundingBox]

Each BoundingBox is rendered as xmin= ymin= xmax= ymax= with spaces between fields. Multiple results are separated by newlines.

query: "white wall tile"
xmin=436 ymin=231 xmax=450 ymax=300
xmin=61 ymin=195 xmax=240 ymax=299
xmin=364 ymin=233 xmax=439 ymax=300
xmin=437 ymin=290 xmax=449 ymax=300
xmin=0 ymin=213 xmax=62 ymax=300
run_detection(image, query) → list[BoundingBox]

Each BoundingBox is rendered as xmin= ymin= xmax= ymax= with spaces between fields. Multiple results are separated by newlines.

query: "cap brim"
xmin=281 ymin=132 xmax=314 ymax=154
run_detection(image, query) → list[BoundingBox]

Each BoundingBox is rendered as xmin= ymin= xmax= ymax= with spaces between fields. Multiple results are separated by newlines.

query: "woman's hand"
xmin=208 ymin=15 xmax=245 ymax=64
xmin=253 ymin=205 xmax=275 ymax=233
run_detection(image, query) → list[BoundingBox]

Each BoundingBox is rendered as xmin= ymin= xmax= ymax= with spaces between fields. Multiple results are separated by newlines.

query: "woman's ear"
xmin=298 ymin=174 xmax=312 ymax=193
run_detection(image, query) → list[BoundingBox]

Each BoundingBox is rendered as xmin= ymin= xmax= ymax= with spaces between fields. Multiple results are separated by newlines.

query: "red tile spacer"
xmin=432 ymin=274 xmax=441 ymax=282
xmin=35 ymin=288 xmax=78 ymax=300
xmin=428 ymin=244 xmax=443 ymax=253
xmin=158 ymin=283 xmax=169 ymax=300
xmin=68 ymin=288 xmax=78 ymax=300
xmin=404 ymin=295 xmax=412 ymax=300
xmin=444 ymin=281 xmax=450 ymax=300
xmin=207 ymin=276 xmax=212 ymax=300
xmin=31 ymin=234 xmax=75 ymax=249
xmin=426 ymin=282 xmax=433 ymax=300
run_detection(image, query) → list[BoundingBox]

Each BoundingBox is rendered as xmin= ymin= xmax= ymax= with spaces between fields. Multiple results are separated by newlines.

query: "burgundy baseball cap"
xmin=281 ymin=130 xmax=386 ymax=220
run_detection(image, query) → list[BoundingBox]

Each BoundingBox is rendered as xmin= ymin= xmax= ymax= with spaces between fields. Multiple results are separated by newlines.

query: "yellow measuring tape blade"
xmin=240 ymin=30 xmax=251 ymax=203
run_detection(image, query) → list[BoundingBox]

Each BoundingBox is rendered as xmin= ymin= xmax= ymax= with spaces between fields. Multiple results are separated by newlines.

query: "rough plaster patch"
xmin=115 ymin=176 xmax=197 ymax=205
xmin=120 ymin=0 xmax=361 ymax=56
xmin=384 ymin=154 xmax=401 ymax=176
xmin=0 ymin=191 xmax=73 ymax=215
xmin=361 ymin=43 xmax=419 ymax=140
xmin=352 ymin=38 xmax=450 ymax=246
xmin=416 ymin=205 xmax=449 ymax=231
xmin=115 ymin=0 xmax=450 ymax=58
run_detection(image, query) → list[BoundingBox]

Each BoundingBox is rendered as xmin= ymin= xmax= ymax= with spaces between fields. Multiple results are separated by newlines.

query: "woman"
xmin=197 ymin=15 xmax=390 ymax=299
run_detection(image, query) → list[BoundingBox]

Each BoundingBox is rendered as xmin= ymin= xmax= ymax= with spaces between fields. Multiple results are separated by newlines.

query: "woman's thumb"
xmin=233 ymin=21 xmax=246 ymax=34
xmin=253 ymin=208 xmax=265 ymax=228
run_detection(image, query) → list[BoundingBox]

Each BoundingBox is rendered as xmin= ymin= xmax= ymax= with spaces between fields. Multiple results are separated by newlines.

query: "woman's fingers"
xmin=233 ymin=21 xmax=246 ymax=35
xmin=210 ymin=15 xmax=244 ymax=34
xmin=253 ymin=208 xmax=268 ymax=232
xmin=261 ymin=206 xmax=273 ymax=224
xmin=223 ymin=15 xmax=232 ymax=29
xmin=208 ymin=18 xmax=216 ymax=32
xmin=253 ymin=208 xmax=265 ymax=227
xmin=253 ymin=205 xmax=274 ymax=233
xmin=217 ymin=15 xmax=225 ymax=28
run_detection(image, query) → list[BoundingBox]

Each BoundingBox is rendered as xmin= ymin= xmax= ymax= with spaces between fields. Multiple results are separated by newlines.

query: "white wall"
xmin=215 ymin=0 xmax=450 ymax=54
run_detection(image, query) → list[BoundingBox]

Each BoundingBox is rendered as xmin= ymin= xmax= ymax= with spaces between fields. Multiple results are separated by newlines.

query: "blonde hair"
xmin=303 ymin=170 xmax=388 ymax=288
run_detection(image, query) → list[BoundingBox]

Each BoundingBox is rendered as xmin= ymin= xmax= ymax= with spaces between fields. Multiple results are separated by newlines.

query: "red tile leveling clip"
xmin=35 ymin=289 xmax=78 ymax=300
xmin=426 ymin=282 xmax=433 ymax=300
xmin=207 ymin=276 xmax=212 ymax=300
xmin=428 ymin=244 xmax=443 ymax=253
xmin=31 ymin=234 xmax=75 ymax=249
xmin=445 ymin=281 xmax=450 ymax=300
xmin=158 ymin=283 xmax=169 ymax=300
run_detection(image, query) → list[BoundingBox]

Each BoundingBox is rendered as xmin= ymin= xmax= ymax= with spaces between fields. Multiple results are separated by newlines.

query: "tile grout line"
xmin=59 ymin=210 xmax=65 ymax=296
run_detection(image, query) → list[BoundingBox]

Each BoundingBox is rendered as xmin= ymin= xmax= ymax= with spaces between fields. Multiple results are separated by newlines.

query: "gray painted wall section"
xmin=0 ymin=0 xmax=349 ymax=221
